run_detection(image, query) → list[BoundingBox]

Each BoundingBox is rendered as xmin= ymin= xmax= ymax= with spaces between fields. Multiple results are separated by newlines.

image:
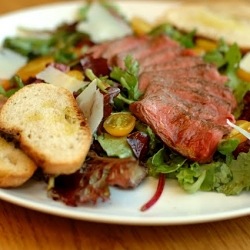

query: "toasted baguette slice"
xmin=0 ymin=136 xmax=37 ymax=187
xmin=0 ymin=83 xmax=92 ymax=175
xmin=159 ymin=0 xmax=250 ymax=50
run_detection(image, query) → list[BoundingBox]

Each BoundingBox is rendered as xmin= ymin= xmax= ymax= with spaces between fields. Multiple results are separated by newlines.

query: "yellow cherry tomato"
xmin=195 ymin=38 xmax=217 ymax=52
xmin=16 ymin=56 xmax=54 ymax=81
xmin=130 ymin=17 xmax=152 ymax=36
xmin=237 ymin=68 xmax=250 ymax=82
xmin=103 ymin=112 xmax=136 ymax=137
xmin=67 ymin=70 xmax=84 ymax=81
xmin=226 ymin=120 xmax=250 ymax=143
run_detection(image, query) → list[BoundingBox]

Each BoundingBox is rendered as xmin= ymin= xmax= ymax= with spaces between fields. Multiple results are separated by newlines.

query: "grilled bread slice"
xmin=0 ymin=83 xmax=92 ymax=175
xmin=0 ymin=136 xmax=37 ymax=187
xmin=159 ymin=0 xmax=250 ymax=50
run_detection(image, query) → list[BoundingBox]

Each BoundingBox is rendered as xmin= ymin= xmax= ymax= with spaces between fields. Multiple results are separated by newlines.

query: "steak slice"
xmin=130 ymin=65 xmax=236 ymax=163
xmin=87 ymin=35 xmax=182 ymax=69
xmin=139 ymin=63 xmax=228 ymax=91
xmin=143 ymin=55 xmax=204 ymax=72
xmin=87 ymin=35 xmax=148 ymax=62
xmin=130 ymin=94 xmax=225 ymax=163
xmin=87 ymin=34 xmax=236 ymax=163
xmin=114 ymin=35 xmax=180 ymax=68
xmin=138 ymin=67 xmax=236 ymax=110
xmin=143 ymin=79 xmax=234 ymax=128
xmin=138 ymin=47 xmax=182 ymax=70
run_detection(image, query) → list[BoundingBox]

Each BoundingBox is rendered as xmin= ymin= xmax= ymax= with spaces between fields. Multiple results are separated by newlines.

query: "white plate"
xmin=0 ymin=1 xmax=250 ymax=225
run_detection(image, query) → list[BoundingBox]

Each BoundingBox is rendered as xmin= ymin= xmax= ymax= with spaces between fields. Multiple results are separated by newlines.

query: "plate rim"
xmin=0 ymin=0 xmax=250 ymax=226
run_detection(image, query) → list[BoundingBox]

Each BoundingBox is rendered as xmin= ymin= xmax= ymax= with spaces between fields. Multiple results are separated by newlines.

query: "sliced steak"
xmin=130 ymin=95 xmax=225 ymax=163
xmin=130 ymin=64 xmax=236 ymax=163
xmin=87 ymin=34 xmax=237 ymax=163
xmin=114 ymin=35 xmax=179 ymax=68
xmin=139 ymin=63 xmax=228 ymax=91
xmin=143 ymin=56 xmax=205 ymax=72
xmin=138 ymin=47 xmax=182 ymax=70
xmin=87 ymin=35 xmax=148 ymax=62
xmin=130 ymin=80 xmax=235 ymax=162
xmin=138 ymin=65 xmax=236 ymax=111
xmin=164 ymin=84 xmax=233 ymax=126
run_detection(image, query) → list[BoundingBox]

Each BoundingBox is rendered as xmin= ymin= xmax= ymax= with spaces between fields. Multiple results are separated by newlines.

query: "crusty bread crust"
xmin=0 ymin=83 xmax=92 ymax=175
xmin=0 ymin=136 xmax=37 ymax=187
xmin=158 ymin=0 xmax=250 ymax=51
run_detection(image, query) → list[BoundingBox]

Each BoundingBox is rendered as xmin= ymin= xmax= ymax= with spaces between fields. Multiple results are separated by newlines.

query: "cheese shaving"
xmin=227 ymin=119 xmax=250 ymax=140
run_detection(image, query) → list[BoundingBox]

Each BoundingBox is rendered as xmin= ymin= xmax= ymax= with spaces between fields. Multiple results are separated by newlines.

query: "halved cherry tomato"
xmin=195 ymin=38 xmax=217 ymax=52
xmin=130 ymin=17 xmax=152 ymax=36
xmin=103 ymin=112 xmax=136 ymax=137
xmin=67 ymin=70 xmax=84 ymax=81
xmin=226 ymin=120 xmax=250 ymax=143
xmin=237 ymin=68 xmax=250 ymax=82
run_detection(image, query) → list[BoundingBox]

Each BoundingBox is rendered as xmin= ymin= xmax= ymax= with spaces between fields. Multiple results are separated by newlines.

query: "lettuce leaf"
xmin=147 ymin=148 xmax=187 ymax=177
xmin=176 ymin=161 xmax=232 ymax=193
xmin=200 ymin=162 xmax=232 ymax=192
xmin=217 ymin=152 xmax=250 ymax=195
xmin=175 ymin=151 xmax=250 ymax=196
xmin=175 ymin=162 xmax=206 ymax=193
xmin=97 ymin=133 xmax=133 ymax=158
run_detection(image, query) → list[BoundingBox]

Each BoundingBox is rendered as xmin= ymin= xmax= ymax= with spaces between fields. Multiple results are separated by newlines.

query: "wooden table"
xmin=1 ymin=1 xmax=250 ymax=249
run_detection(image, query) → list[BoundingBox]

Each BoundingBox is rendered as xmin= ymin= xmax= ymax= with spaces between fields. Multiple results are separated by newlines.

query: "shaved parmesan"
xmin=36 ymin=66 xmax=86 ymax=93
xmin=76 ymin=2 xmax=132 ymax=43
xmin=0 ymin=48 xmax=27 ymax=79
xmin=227 ymin=119 xmax=250 ymax=140
xmin=76 ymin=79 xmax=103 ymax=134
xmin=239 ymin=52 xmax=250 ymax=73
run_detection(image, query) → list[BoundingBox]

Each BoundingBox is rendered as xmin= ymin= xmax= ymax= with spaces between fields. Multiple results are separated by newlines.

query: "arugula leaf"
xmin=110 ymin=55 xmax=142 ymax=102
xmin=0 ymin=75 xmax=24 ymax=97
xmin=3 ymin=27 xmax=86 ymax=64
xmin=3 ymin=37 xmax=53 ymax=57
xmin=203 ymin=40 xmax=250 ymax=114
xmin=149 ymin=23 xmax=195 ymax=48
xmin=203 ymin=41 xmax=240 ymax=71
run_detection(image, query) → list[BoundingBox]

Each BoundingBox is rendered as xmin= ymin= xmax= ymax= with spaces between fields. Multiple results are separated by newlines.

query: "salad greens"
xmin=0 ymin=75 xmax=24 ymax=97
xmin=149 ymin=23 xmax=195 ymax=48
xmin=97 ymin=133 xmax=134 ymax=158
xmin=2 ymin=1 xmax=250 ymax=202
xmin=110 ymin=55 xmax=142 ymax=102
xmin=204 ymin=40 xmax=250 ymax=113
xmin=141 ymin=24 xmax=250 ymax=196
xmin=3 ymin=25 xmax=87 ymax=64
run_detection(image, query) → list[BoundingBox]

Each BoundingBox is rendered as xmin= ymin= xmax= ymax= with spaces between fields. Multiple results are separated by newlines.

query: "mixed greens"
xmin=1 ymin=1 xmax=250 ymax=209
